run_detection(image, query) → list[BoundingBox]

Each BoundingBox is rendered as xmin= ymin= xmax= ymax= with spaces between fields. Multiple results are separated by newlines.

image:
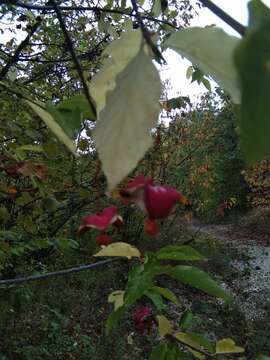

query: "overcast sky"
xmin=162 ymin=0 xmax=270 ymax=99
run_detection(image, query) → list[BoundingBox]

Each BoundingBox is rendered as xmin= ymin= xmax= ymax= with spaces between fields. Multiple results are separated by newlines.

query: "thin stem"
xmin=0 ymin=258 xmax=122 ymax=286
xmin=51 ymin=0 xmax=96 ymax=119
xmin=130 ymin=0 xmax=165 ymax=63
xmin=198 ymin=0 xmax=246 ymax=36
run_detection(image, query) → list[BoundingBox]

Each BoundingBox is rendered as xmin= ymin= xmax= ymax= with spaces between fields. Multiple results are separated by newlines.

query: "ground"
xmin=187 ymin=219 xmax=270 ymax=323
xmin=0 ymin=212 xmax=269 ymax=359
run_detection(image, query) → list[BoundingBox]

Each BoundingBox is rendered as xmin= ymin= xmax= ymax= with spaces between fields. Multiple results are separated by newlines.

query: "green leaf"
xmin=166 ymin=344 xmax=192 ymax=360
xmin=46 ymin=104 xmax=82 ymax=140
xmin=168 ymin=265 xmax=231 ymax=300
xmin=57 ymin=94 xmax=96 ymax=120
xmin=16 ymin=145 xmax=44 ymax=153
xmin=152 ymin=0 xmax=162 ymax=17
xmin=0 ymin=206 xmax=9 ymax=221
xmin=248 ymin=0 xmax=270 ymax=29
xmin=149 ymin=343 xmax=167 ymax=360
xmin=125 ymin=270 xmax=154 ymax=305
xmin=164 ymin=27 xmax=240 ymax=103
xmin=151 ymin=286 xmax=180 ymax=305
xmin=106 ymin=306 xmax=125 ymax=335
xmin=156 ymin=245 xmax=206 ymax=261
xmin=186 ymin=66 xmax=193 ymax=79
xmin=108 ymin=290 xmax=125 ymax=311
xmin=144 ymin=290 xmax=165 ymax=310
xmin=173 ymin=332 xmax=204 ymax=355
xmin=156 ymin=315 xmax=173 ymax=337
xmin=187 ymin=332 xmax=215 ymax=353
xmin=124 ymin=261 xmax=167 ymax=305
xmin=160 ymin=96 xmax=190 ymax=111
xmin=234 ymin=6 xmax=270 ymax=163
xmin=42 ymin=197 xmax=60 ymax=212
xmin=94 ymin=242 xmax=141 ymax=258
xmin=216 ymin=338 xmax=244 ymax=354
xmin=253 ymin=356 xmax=270 ymax=360
xmin=179 ymin=310 xmax=193 ymax=331
xmin=93 ymin=47 xmax=161 ymax=190
xmin=202 ymin=78 xmax=211 ymax=91
xmin=25 ymin=100 xmax=77 ymax=155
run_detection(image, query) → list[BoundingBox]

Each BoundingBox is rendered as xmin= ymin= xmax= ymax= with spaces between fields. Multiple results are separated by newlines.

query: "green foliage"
xmin=154 ymin=91 xmax=248 ymax=220
xmin=149 ymin=343 xmax=167 ymax=360
xmin=168 ymin=265 xmax=231 ymax=300
xmin=179 ymin=310 xmax=194 ymax=331
xmin=235 ymin=1 xmax=270 ymax=163
xmin=156 ymin=245 xmax=206 ymax=261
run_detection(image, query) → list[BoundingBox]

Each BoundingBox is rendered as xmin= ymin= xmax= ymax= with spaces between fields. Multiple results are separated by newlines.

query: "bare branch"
xmin=198 ymin=0 xmax=246 ymax=36
xmin=130 ymin=0 xmax=165 ymax=63
xmin=51 ymin=0 xmax=96 ymax=119
xmin=0 ymin=16 xmax=42 ymax=80
xmin=0 ymin=258 xmax=122 ymax=286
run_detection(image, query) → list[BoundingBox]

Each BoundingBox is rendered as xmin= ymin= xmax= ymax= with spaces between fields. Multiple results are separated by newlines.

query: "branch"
xmin=198 ymin=0 xmax=246 ymax=36
xmin=51 ymin=0 xmax=96 ymax=119
xmin=0 ymin=258 xmax=122 ymax=286
xmin=0 ymin=16 xmax=42 ymax=80
xmin=8 ymin=35 xmax=109 ymax=64
xmin=5 ymin=1 xmax=177 ymax=29
xmin=130 ymin=0 xmax=165 ymax=63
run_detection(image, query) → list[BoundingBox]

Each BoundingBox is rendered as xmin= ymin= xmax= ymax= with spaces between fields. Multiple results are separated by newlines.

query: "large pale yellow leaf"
xmin=164 ymin=27 xmax=241 ymax=104
xmin=108 ymin=290 xmax=125 ymax=311
xmin=93 ymin=49 xmax=161 ymax=190
xmin=156 ymin=315 xmax=172 ymax=337
xmin=94 ymin=242 xmax=141 ymax=258
xmin=25 ymin=100 xmax=76 ymax=155
xmin=216 ymin=338 xmax=244 ymax=354
xmin=89 ymin=30 xmax=142 ymax=114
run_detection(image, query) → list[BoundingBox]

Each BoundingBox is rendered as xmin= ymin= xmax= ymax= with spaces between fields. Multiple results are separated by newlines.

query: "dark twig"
xmin=0 ymin=258 xmax=122 ymax=286
xmin=51 ymin=0 xmax=96 ymax=119
xmin=130 ymin=0 xmax=165 ymax=63
xmin=198 ymin=0 xmax=246 ymax=36
xmin=8 ymin=35 xmax=109 ymax=64
xmin=6 ymin=1 xmax=178 ymax=29
xmin=0 ymin=17 xmax=42 ymax=80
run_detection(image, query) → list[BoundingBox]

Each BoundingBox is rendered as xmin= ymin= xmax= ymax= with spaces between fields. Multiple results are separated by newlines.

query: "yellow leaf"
xmin=94 ymin=242 xmax=141 ymax=259
xmin=173 ymin=332 xmax=205 ymax=359
xmin=216 ymin=339 xmax=244 ymax=354
xmin=108 ymin=290 xmax=125 ymax=311
xmin=25 ymin=100 xmax=77 ymax=155
xmin=156 ymin=315 xmax=173 ymax=337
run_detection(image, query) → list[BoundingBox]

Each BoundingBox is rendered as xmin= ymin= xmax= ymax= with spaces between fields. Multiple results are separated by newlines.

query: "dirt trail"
xmin=187 ymin=221 xmax=270 ymax=322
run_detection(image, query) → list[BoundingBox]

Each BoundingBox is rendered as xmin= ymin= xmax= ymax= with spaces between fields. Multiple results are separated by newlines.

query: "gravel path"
xmin=187 ymin=221 xmax=270 ymax=321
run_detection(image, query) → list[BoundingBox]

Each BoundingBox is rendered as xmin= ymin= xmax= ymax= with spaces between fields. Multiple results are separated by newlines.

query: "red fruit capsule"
xmin=77 ymin=206 xmax=123 ymax=235
xmin=96 ymin=233 xmax=111 ymax=246
xmin=144 ymin=219 xmax=160 ymax=236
